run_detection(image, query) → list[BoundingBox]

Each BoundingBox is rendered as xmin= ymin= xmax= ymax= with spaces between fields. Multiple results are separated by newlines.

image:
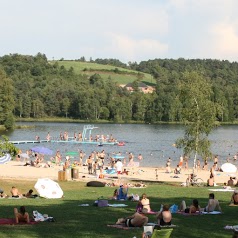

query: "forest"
xmin=0 ymin=53 xmax=238 ymax=129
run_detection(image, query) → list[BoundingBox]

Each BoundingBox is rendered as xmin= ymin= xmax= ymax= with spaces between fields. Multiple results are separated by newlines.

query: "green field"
xmin=0 ymin=179 xmax=236 ymax=238
xmin=54 ymin=61 xmax=156 ymax=85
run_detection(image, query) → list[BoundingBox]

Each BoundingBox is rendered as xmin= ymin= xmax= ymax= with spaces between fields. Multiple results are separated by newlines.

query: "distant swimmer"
xmin=138 ymin=154 xmax=143 ymax=161
xmin=46 ymin=132 xmax=51 ymax=141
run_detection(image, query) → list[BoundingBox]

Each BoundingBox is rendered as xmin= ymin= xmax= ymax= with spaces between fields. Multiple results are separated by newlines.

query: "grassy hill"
xmin=55 ymin=60 xmax=156 ymax=86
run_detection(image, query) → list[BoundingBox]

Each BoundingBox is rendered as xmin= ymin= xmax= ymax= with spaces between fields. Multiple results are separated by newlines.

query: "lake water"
xmin=2 ymin=122 xmax=238 ymax=168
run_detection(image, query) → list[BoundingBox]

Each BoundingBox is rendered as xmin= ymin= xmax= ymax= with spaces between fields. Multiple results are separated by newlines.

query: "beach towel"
xmin=177 ymin=211 xmax=201 ymax=216
xmin=108 ymin=204 xmax=128 ymax=207
xmin=208 ymin=189 xmax=234 ymax=192
xmin=146 ymin=223 xmax=177 ymax=228
xmin=202 ymin=211 xmax=221 ymax=215
xmin=107 ymin=224 xmax=139 ymax=230
xmin=0 ymin=218 xmax=38 ymax=225
xmin=8 ymin=197 xmax=24 ymax=199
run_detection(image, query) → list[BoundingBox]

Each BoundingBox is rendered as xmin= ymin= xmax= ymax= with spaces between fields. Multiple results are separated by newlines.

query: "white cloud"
xmin=102 ymin=33 xmax=168 ymax=62
xmin=211 ymin=21 xmax=238 ymax=61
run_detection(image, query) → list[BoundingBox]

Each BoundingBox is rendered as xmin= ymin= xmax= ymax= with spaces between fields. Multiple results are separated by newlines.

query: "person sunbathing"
xmin=10 ymin=186 xmax=22 ymax=198
xmin=14 ymin=206 xmax=30 ymax=223
xmin=140 ymin=193 xmax=151 ymax=213
xmin=156 ymin=204 xmax=172 ymax=226
xmin=116 ymin=212 xmax=148 ymax=227
xmin=202 ymin=193 xmax=222 ymax=212
xmin=23 ymin=189 xmax=38 ymax=198
xmin=230 ymin=190 xmax=238 ymax=205
xmin=180 ymin=199 xmax=201 ymax=214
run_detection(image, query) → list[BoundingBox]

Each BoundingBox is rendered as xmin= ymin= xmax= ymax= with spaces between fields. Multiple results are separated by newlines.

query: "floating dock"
xmin=9 ymin=140 xmax=49 ymax=145
xmin=9 ymin=125 xmax=122 ymax=146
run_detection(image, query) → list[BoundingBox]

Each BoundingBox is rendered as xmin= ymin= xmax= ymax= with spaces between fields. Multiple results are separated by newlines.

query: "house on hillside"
xmin=123 ymin=82 xmax=155 ymax=94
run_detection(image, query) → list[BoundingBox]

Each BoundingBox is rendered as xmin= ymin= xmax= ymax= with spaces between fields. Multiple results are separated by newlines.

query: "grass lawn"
xmin=0 ymin=179 xmax=236 ymax=238
xmin=55 ymin=61 xmax=156 ymax=86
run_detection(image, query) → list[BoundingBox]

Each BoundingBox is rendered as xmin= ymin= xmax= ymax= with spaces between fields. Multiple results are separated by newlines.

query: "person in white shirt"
xmin=115 ymin=159 xmax=123 ymax=174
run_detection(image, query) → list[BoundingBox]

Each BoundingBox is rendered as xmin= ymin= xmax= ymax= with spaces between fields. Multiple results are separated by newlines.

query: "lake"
xmin=1 ymin=122 xmax=238 ymax=168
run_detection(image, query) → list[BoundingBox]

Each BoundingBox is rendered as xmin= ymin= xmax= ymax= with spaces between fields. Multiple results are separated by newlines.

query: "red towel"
xmin=0 ymin=218 xmax=38 ymax=225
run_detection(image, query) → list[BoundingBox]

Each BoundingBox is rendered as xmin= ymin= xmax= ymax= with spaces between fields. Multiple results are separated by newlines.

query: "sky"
xmin=1 ymin=0 xmax=238 ymax=63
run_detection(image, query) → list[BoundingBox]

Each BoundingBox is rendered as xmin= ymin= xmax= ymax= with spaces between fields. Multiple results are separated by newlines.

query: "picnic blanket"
xmin=177 ymin=211 xmax=221 ymax=215
xmin=108 ymin=204 xmax=128 ymax=207
xmin=107 ymin=224 xmax=139 ymax=230
xmin=177 ymin=211 xmax=201 ymax=216
xmin=0 ymin=218 xmax=38 ymax=225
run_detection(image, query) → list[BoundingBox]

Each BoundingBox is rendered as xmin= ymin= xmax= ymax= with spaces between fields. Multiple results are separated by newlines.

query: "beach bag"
xmin=97 ymin=196 xmax=108 ymax=207
xmin=33 ymin=210 xmax=45 ymax=222
xmin=169 ymin=204 xmax=178 ymax=213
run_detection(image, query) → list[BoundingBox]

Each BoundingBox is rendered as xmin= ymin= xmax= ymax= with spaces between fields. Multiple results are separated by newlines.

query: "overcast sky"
xmin=1 ymin=0 xmax=238 ymax=63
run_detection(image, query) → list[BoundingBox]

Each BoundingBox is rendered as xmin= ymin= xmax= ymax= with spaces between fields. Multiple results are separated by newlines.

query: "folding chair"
xmin=151 ymin=228 xmax=173 ymax=238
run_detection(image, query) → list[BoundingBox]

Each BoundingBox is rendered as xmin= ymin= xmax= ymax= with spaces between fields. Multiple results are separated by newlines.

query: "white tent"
xmin=221 ymin=163 xmax=237 ymax=173
xmin=34 ymin=178 xmax=63 ymax=199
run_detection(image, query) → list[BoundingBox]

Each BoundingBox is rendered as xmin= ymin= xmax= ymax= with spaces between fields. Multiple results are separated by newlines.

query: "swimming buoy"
xmin=118 ymin=142 xmax=125 ymax=146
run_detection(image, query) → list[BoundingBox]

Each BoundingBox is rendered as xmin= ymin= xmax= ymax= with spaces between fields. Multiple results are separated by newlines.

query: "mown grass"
xmin=0 ymin=180 xmax=236 ymax=238
xmin=55 ymin=61 xmax=156 ymax=85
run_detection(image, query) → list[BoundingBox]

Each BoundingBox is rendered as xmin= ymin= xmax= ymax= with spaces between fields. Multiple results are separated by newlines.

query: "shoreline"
xmin=0 ymin=161 xmax=237 ymax=186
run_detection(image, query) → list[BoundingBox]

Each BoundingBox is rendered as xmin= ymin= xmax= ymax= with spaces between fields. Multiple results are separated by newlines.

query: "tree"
xmin=175 ymin=71 xmax=218 ymax=169
xmin=0 ymin=69 xmax=15 ymax=129
xmin=62 ymin=97 xmax=70 ymax=118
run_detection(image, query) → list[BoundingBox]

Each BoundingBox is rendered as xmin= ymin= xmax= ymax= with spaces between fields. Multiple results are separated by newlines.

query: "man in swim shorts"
xmin=203 ymin=193 xmax=222 ymax=212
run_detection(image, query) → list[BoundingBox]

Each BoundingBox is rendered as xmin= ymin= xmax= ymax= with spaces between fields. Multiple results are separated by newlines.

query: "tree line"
xmin=0 ymin=53 xmax=238 ymax=129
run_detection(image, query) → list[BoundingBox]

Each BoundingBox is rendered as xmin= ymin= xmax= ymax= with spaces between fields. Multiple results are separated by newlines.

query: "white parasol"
xmin=221 ymin=163 xmax=237 ymax=173
xmin=34 ymin=178 xmax=63 ymax=199
xmin=0 ymin=154 xmax=11 ymax=164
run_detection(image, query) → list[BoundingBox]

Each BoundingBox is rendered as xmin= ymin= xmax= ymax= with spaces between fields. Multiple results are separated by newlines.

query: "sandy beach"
xmin=0 ymin=161 xmax=237 ymax=186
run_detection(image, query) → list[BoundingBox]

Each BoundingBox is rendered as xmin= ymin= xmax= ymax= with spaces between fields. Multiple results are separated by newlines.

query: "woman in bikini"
xmin=14 ymin=206 xmax=30 ymax=223
xmin=180 ymin=199 xmax=201 ymax=214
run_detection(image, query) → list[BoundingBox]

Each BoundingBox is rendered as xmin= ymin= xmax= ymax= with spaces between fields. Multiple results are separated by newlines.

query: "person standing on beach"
xmin=115 ymin=159 xmax=123 ymax=175
xmin=203 ymin=158 xmax=208 ymax=170
xmin=196 ymin=159 xmax=201 ymax=171
xmin=214 ymin=155 xmax=218 ymax=170
xmin=79 ymin=150 xmax=85 ymax=166
xmin=87 ymin=156 xmax=93 ymax=174
xmin=128 ymin=152 xmax=134 ymax=164
xmin=179 ymin=155 xmax=183 ymax=168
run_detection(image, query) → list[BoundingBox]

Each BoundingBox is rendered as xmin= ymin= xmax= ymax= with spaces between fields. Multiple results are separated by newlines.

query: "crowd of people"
xmin=0 ymin=186 xmax=38 ymax=199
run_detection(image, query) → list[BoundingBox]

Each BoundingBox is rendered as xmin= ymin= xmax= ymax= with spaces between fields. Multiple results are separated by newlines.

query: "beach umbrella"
xmin=221 ymin=163 xmax=237 ymax=173
xmin=31 ymin=146 xmax=53 ymax=155
xmin=34 ymin=178 xmax=63 ymax=199
xmin=20 ymin=153 xmax=29 ymax=159
xmin=0 ymin=154 xmax=11 ymax=164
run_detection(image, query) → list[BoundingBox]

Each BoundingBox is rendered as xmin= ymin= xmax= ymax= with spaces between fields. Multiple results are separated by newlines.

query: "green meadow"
xmin=55 ymin=61 xmax=156 ymax=85
xmin=0 ymin=179 xmax=236 ymax=238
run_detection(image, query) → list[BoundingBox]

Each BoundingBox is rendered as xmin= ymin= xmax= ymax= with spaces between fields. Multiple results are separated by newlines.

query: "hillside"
xmin=55 ymin=60 xmax=156 ymax=85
